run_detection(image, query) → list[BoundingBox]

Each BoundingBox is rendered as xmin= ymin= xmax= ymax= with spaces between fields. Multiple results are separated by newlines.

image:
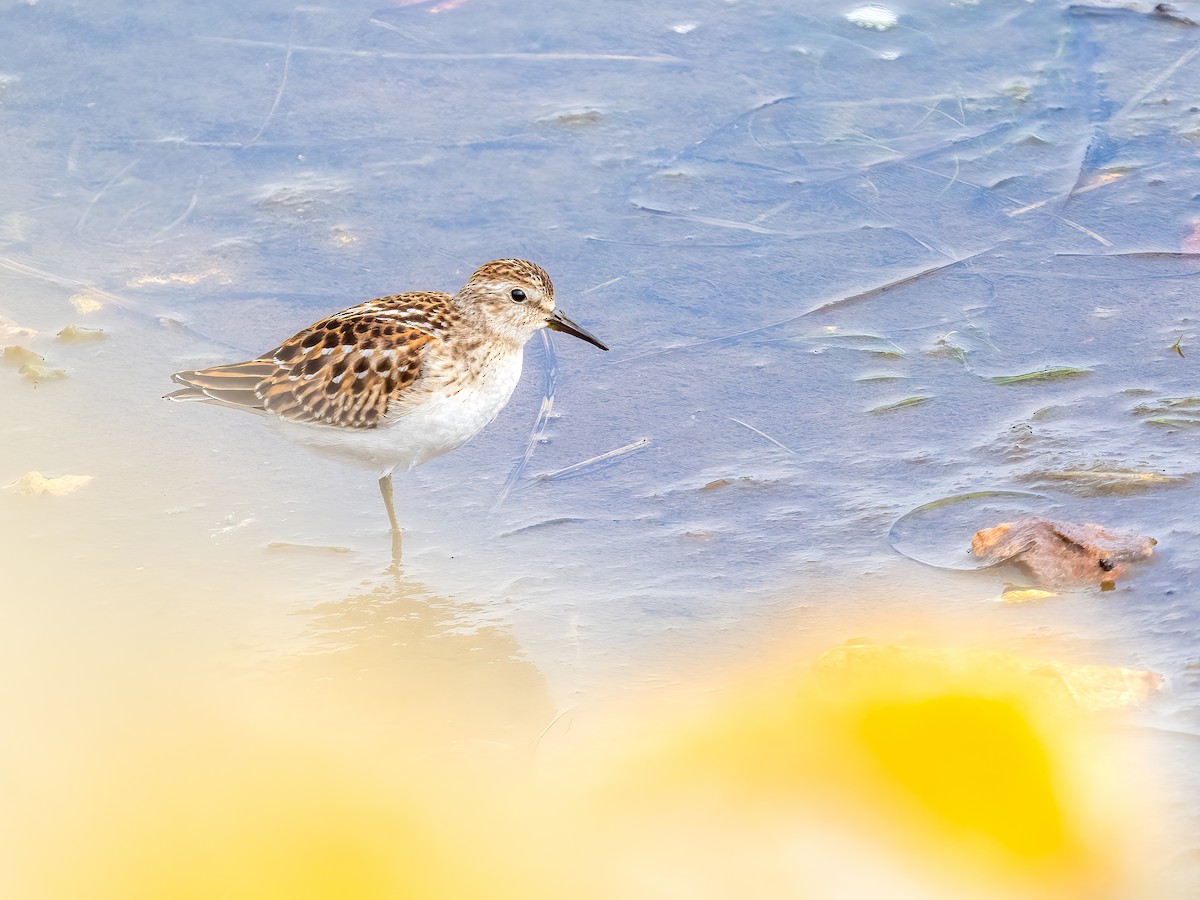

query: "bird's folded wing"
xmin=170 ymin=315 xmax=435 ymax=429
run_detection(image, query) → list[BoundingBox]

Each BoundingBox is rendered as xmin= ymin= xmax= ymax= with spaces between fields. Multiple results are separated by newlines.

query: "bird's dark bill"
xmin=546 ymin=309 xmax=609 ymax=351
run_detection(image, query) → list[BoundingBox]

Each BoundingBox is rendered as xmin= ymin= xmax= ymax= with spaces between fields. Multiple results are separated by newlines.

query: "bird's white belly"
xmin=274 ymin=352 xmax=525 ymax=472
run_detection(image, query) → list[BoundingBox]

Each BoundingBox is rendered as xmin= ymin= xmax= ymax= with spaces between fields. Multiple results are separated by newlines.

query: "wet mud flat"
xmin=2 ymin=0 xmax=1200 ymax=896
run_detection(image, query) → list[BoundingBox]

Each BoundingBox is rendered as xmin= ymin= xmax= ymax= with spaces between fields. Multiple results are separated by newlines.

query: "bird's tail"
xmin=165 ymin=361 xmax=274 ymax=413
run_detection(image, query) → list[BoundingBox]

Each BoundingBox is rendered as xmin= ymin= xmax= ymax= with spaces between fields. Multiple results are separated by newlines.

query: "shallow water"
xmin=3 ymin=0 xmax=1200 ymax=895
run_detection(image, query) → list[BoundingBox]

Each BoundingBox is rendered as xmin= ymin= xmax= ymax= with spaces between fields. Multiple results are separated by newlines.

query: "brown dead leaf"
xmin=972 ymin=517 xmax=1155 ymax=588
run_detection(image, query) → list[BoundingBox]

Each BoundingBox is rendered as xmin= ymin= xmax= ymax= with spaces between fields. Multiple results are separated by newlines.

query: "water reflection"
xmin=283 ymin=569 xmax=555 ymax=769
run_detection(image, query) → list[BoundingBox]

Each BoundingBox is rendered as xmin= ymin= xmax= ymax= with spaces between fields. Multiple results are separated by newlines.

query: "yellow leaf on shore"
xmin=7 ymin=471 xmax=93 ymax=496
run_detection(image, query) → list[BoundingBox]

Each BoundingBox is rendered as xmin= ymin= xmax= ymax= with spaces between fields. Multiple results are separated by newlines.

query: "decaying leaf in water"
xmin=1049 ymin=469 xmax=1179 ymax=485
xmin=809 ymin=331 xmax=906 ymax=357
xmin=6 ymin=471 xmax=93 ymax=496
xmin=126 ymin=268 xmax=226 ymax=287
xmin=19 ymin=362 xmax=68 ymax=383
xmin=972 ymin=517 xmax=1155 ymax=589
xmin=69 ymin=293 xmax=104 ymax=314
xmin=1133 ymin=396 xmax=1200 ymax=429
xmin=924 ymin=332 xmax=968 ymax=365
xmin=540 ymin=107 xmax=604 ymax=127
xmin=5 ymin=342 xmax=68 ymax=381
xmin=1134 ymin=396 xmax=1200 ymax=412
xmin=1145 ymin=416 xmax=1200 ymax=429
xmin=815 ymin=643 xmax=1162 ymax=713
xmin=1022 ymin=466 xmax=1187 ymax=495
xmin=990 ymin=367 xmax=1092 ymax=385
xmin=56 ymin=325 xmax=106 ymax=343
xmin=2 ymin=345 xmax=42 ymax=367
xmin=698 ymin=476 xmax=772 ymax=493
xmin=869 ymin=396 xmax=930 ymax=414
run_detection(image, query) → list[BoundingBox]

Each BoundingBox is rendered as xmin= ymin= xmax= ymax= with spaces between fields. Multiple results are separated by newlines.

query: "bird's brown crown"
xmin=465 ymin=259 xmax=554 ymax=298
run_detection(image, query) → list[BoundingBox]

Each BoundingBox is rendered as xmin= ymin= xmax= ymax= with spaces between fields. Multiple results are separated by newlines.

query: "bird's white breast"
xmin=275 ymin=348 xmax=525 ymax=472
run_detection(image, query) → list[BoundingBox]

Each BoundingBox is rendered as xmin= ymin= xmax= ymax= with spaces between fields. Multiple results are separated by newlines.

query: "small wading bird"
xmin=167 ymin=259 xmax=607 ymax=561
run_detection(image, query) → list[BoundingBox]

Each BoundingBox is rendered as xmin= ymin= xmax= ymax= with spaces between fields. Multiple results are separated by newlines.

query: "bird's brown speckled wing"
xmin=169 ymin=291 xmax=455 ymax=429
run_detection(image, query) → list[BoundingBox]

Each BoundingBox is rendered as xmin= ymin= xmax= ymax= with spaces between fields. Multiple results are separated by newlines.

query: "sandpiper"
xmin=167 ymin=259 xmax=607 ymax=558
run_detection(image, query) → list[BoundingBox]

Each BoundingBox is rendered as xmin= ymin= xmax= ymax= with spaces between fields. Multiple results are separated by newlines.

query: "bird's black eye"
xmin=510 ymin=289 xmax=527 ymax=303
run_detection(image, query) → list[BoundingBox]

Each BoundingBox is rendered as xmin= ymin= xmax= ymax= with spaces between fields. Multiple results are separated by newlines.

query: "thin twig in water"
xmin=494 ymin=330 xmax=557 ymax=509
xmin=0 ymin=254 xmax=247 ymax=353
xmin=245 ymin=19 xmax=295 ymax=147
xmin=130 ymin=138 xmax=249 ymax=148
xmin=749 ymin=200 xmax=793 ymax=226
xmin=912 ymin=102 xmax=965 ymax=130
xmin=1053 ymin=251 xmax=1200 ymax=259
xmin=613 ymin=249 xmax=994 ymax=365
xmin=534 ymin=706 xmax=575 ymax=755
xmin=0 ymin=255 xmax=144 ymax=314
xmin=210 ymin=33 xmax=682 ymax=62
xmin=76 ymin=158 xmax=139 ymax=236
xmin=1057 ymin=216 xmax=1113 ymax=247
xmin=150 ymin=175 xmax=205 ymax=241
xmin=1114 ymin=43 xmax=1200 ymax=119
xmin=805 ymin=250 xmax=990 ymax=314
xmin=632 ymin=203 xmax=800 ymax=236
xmin=1009 ymin=166 xmax=1153 ymax=217
xmin=585 ymin=275 xmax=624 ymax=294
xmin=115 ymin=200 xmax=156 ymax=230
xmin=726 ymin=416 xmax=795 ymax=454
xmin=538 ymin=438 xmax=651 ymax=481
xmin=936 ymin=155 xmax=961 ymax=199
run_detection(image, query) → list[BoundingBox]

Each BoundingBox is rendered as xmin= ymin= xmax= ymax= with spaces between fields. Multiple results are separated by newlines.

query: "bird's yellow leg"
xmin=378 ymin=468 xmax=402 ymax=566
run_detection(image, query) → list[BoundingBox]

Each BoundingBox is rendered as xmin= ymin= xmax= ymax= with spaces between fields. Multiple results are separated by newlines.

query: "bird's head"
xmin=458 ymin=259 xmax=608 ymax=351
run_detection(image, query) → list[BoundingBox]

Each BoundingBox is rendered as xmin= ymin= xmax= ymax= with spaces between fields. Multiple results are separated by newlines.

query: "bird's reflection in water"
xmin=280 ymin=567 xmax=556 ymax=771
xmin=13 ymin=566 xmax=562 ymax=900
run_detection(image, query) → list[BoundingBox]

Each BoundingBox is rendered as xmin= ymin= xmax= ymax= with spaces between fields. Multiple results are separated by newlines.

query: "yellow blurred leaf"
xmin=1000 ymin=588 xmax=1058 ymax=603
xmin=815 ymin=643 xmax=1161 ymax=713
